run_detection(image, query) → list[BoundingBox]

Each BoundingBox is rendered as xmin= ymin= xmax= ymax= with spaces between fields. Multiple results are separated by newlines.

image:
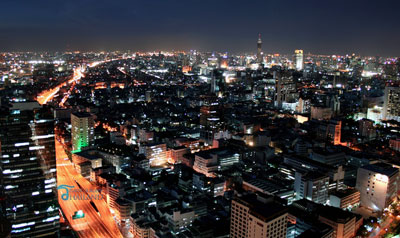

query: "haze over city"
xmin=1 ymin=0 xmax=400 ymax=56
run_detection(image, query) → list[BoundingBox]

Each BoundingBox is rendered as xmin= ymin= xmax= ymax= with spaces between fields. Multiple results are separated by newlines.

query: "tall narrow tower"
xmin=0 ymin=102 xmax=60 ymax=237
xmin=257 ymin=34 xmax=262 ymax=64
xmin=295 ymin=49 xmax=304 ymax=70
xmin=71 ymin=112 xmax=94 ymax=152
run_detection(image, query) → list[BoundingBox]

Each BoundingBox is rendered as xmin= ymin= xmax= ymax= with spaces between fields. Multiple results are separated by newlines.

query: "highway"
xmin=37 ymin=66 xmax=84 ymax=105
xmin=37 ymin=59 xmax=121 ymax=105
xmin=56 ymin=139 xmax=123 ymax=238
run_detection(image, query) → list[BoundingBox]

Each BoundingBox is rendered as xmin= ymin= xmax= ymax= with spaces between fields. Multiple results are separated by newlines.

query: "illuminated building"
xmin=193 ymin=151 xmax=218 ymax=177
xmin=138 ymin=129 xmax=154 ymax=143
xmin=139 ymin=142 xmax=167 ymax=167
xmin=170 ymin=146 xmax=190 ymax=164
xmin=383 ymin=86 xmax=400 ymax=122
xmin=288 ymin=199 xmax=360 ymax=238
xmin=75 ymin=161 xmax=92 ymax=178
xmin=220 ymin=55 xmax=229 ymax=69
xmin=310 ymin=148 xmax=345 ymax=167
xmin=358 ymin=119 xmax=376 ymax=141
xmin=294 ymin=171 xmax=330 ymax=204
xmin=310 ymin=106 xmax=333 ymax=120
xmin=193 ymin=149 xmax=239 ymax=177
xmin=274 ymin=72 xmax=298 ymax=109
xmin=130 ymin=214 xmax=155 ymax=238
xmin=284 ymin=156 xmax=345 ymax=192
xmin=257 ymin=34 xmax=263 ymax=64
xmin=115 ymin=198 xmax=132 ymax=226
xmin=166 ymin=209 xmax=195 ymax=234
xmin=296 ymin=98 xmax=311 ymax=114
xmin=367 ymin=106 xmax=383 ymax=123
xmin=199 ymin=103 xmax=223 ymax=143
xmin=230 ymin=194 xmax=288 ymax=238
xmin=71 ymin=112 xmax=94 ymax=152
xmin=193 ymin=173 xmax=225 ymax=197
xmin=0 ymin=102 xmax=59 ymax=237
xmin=317 ymin=205 xmax=358 ymax=238
xmin=315 ymin=120 xmax=343 ymax=146
xmin=295 ymin=50 xmax=304 ymax=70
xmin=329 ymin=189 xmax=360 ymax=210
xmin=356 ymin=163 xmax=399 ymax=212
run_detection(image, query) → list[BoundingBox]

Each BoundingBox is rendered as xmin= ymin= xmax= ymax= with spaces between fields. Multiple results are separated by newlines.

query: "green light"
xmin=72 ymin=210 xmax=85 ymax=219
xmin=74 ymin=138 xmax=89 ymax=153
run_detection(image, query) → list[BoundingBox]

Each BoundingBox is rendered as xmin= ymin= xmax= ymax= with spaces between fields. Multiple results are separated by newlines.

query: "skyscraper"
xmin=0 ymin=102 xmax=59 ymax=237
xmin=383 ymin=86 xmax=400 ymax=122
xmin=257 ymin=34 xmax=263 ymax=64
xmin=71 ymin=112 xmax=94 ymax=152
xmin=295 ymin=49 xmax=304 ymax=70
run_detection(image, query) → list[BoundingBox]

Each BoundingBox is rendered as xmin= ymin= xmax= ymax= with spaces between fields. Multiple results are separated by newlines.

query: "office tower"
xmin=257 ymin=34 xmax=262 ymax=64
xmin=356 ymin=163 xmax=399 ymax=212
xmin=274 ymin=71 xmax=298 ymax=109
xmin=294 ymin=171 xmax=330 ymax=204
xmin=230 ymin=193 xmax=288 ymax=238
xmin=0 ymin=102 xmax=59 ymax=237
xmin=295 ymin=49 xmax=304 ymax=71
xmin=199 ymin=103 xmax=223 ymax=144
xmin=383 ymin=86 xmax=400 ymax=122
xmin=71 ymin=112 xmax=94 ymax=152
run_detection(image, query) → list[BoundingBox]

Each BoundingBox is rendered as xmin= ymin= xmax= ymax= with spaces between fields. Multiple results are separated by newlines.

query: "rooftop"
xmin=361 ymin=163 xmax=399 ymax=177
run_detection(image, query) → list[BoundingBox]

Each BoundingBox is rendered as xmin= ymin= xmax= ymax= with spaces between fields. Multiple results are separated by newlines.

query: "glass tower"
xmin=0 ymin=102 xmax=59 ymax=237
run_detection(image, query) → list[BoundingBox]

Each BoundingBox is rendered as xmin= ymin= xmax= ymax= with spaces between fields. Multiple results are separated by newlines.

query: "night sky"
xmin=1 ymin=0 xmax=400 ymax=56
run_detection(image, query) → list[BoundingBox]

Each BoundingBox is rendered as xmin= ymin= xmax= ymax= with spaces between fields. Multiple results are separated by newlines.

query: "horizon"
xmin=1 ymin=0 xmax=400 ymax=56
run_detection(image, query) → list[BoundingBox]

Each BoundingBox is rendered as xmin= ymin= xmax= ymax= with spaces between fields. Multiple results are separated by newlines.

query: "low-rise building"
xmin=329 ymin=189 xmax=360 ymax=210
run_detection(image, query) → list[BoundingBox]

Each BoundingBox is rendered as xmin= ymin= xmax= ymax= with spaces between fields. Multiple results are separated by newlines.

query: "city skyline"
xmin=2 ymin=1 xmax=400 ymax=238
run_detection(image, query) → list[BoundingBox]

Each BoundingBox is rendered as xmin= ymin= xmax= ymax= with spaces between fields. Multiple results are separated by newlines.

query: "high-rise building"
xmin=199 ymin=101 xmax=224 ymax=144
xmin=295 ymin=50 xmax=304 ymax=71
xmin=383 ymin=86 xmax=400 ymax=122
xmin=230 ymin=193 xmax=288 ymax=238
xmin=274 ymin=71 xmax=298 ymax=108
xmin=356 ymin=163 xmax=399 ymax=212
xmin=257 ymin=34 xmax=263 ymax=64
xmin=0 ymin=102 xmax=59 ymax=237
xmin=71 ymin=112 xmax=94 ymax=152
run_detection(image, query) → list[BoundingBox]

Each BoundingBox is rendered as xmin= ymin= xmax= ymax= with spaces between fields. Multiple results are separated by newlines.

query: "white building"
xmin=294 ymin=171 xmax=330 ymax=204
xmin=295 ymin=49 xmax=304 ymax=71
xmin=356 ymin=163 xmax=399 ymax=212
xmin=71 ymin=112 xmax=94 ymax=152
xmin=383 ymin=86 xmax=400 ymax=122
